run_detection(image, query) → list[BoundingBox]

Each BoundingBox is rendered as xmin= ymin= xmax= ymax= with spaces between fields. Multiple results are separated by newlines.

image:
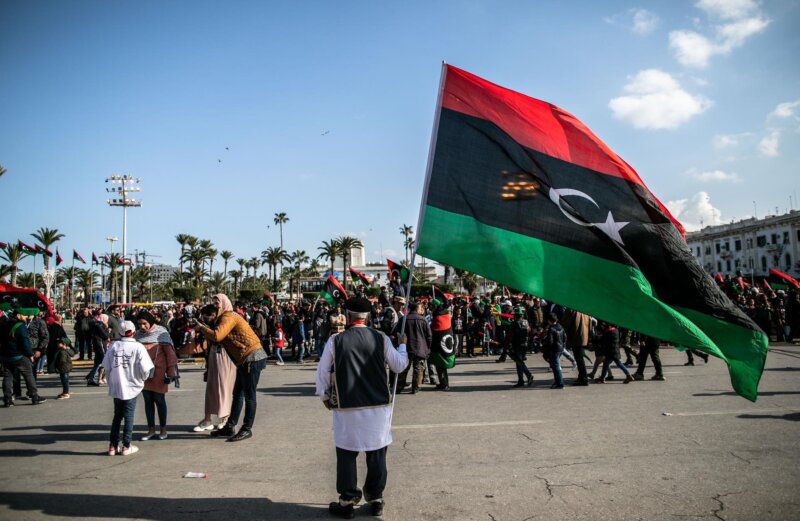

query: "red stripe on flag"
xmin=440 ymin=65 xmax=685 ymax=236
xmin=769 ymin=268 xmax=800 ymax=289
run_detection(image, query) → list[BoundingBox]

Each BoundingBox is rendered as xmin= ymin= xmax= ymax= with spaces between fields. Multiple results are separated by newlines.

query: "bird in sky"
xmin=225 ymin=147 xmax=229 ymax=151
xmin=321 ymin=130 xmax=329 ymax=136
xmin=218 ymin=159 xmax=222 ymax=163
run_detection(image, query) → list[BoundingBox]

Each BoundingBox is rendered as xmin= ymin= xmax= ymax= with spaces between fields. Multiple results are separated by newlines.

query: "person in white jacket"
xmin=102 ymin=321 xmax=154 ymax=456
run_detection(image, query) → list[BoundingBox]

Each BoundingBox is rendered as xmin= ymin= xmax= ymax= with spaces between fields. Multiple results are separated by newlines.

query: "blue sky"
xmin=1 ymin=0 xmax=798 ymax=274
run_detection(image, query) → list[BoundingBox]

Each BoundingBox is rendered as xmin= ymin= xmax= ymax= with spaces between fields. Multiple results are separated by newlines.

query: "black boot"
xmin=328 ymin=502 xmax=355 ymax=519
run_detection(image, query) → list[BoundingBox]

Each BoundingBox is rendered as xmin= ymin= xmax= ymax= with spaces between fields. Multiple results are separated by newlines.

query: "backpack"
xmin=513 ymin=317 xmax=529 ymax=346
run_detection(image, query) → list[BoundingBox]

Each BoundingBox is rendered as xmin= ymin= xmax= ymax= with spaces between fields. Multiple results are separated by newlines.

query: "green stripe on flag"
xmin=417 ymin=205 xmax=767 ymax=401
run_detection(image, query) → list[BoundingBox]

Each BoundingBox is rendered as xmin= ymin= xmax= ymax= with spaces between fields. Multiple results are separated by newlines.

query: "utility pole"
xmin=106 ymin=175 xmax=142 ymax=304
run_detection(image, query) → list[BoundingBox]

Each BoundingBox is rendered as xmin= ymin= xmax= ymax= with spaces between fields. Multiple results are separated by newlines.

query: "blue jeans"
xmin=550 ymin=348 xmax=565 ymax=386
xmin=110 ymin=398 xmax=137 ymax=448
xmin=34 ymin=354 xmax=47 ymax=373
xmin=601 ymin=356 xmax=631 ymax=379
xmin=142 ymin=390 xmax=167 ymax=429
xmin=274 ymin=348 xmax=284 ymax=363
xmin=77 ymin=336 xmax=92 ymax=359
xmin=227 ymin=358 xmax=267 ymax=431
xmin=59 ymin=373 xmax=70 ymax=394
xmin=86 ymin=346 xmax=106 ymax=383
xmin=510 ymin=351 xmax=531 ymax=382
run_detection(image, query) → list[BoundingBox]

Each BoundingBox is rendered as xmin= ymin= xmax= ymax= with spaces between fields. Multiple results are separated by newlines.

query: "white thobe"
xmin=314 ymin=329 xmax=408 ymax=452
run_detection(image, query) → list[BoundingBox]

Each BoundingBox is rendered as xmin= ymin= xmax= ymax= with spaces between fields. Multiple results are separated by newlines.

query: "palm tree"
xmin=1 ymin=244 xmax=28 ymax=286
xmin=220 ymin=250 xmax=234 ymax=279
xmin=249 ymin=257 xmax=260 ymax=279
xmin=31 ymin=227 xmax=65 ymax=300
xmin=207 ymin=272 xmax=228 ymax=296
xmin=57 ymin=266 xmax=76 ymax=308
xmin=175 ymin=234 xmax=193 ymax=273
xmin=76 ymin=268 xmax=98 ymax=305
xmin=0 ymin=264 xmax=11 ymax=283
xmin=16 ymin=272 xmax=36 ymax=289
xmin=261 ymin=247 xmax=288 ymax=285
xmin=31 ymin=227 xmax=65 ymax=273
xmin=335 ymin=236 xmax=364 ymax=290
xmin=400 ymin=224 xmax=414 ymax=263
xmin=198 ymin=239 xmax=215 ymax=272
xmin=273 ymin=212 xmax=289 ymax=252
xmin=129 ymin=265 xmax=151 ymax=300
xmin=404 ymin=237 xmax=415 ymax=262
xmin=230 ymin=269 xmax=242 ymax=297
xmin=317 ymin=239 xmax=340 ymax=277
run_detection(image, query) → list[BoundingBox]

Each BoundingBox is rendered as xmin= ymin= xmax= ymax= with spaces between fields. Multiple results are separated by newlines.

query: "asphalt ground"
xmin=1 ymin=343 xmax=799 ymax=521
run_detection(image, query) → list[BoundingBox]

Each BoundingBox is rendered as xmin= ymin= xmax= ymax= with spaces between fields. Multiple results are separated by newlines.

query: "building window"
xmin=734 ymin=239 xmax=742 ymax=251
xmin=787 ymin=254 xmax=792 ymax=270
xmin=705 ymin=246 xmax=711 ymax=255
xmin=724 ymin=242 xmax=730 ymax=251
xmin=717 ymin=261 xmax=722 ymax=272
xmin=696 ymin=247 xmax=701 ymax=256
xmin=761 ymin=257 xmax=767 ymax=270
xmin=746 ymin=238 xmax=753 ymax=249
xmin=726 ymin=260 xmax=731 ymax=271
xmin=735 ymin=259 xmax=741 ymax=268
xmin=771 ymin=233 xmax=779 ymax=244
xmin=757 ymin=236 xmax=767 ymax=247
xmin=715 ymin=243 xmax=721 ymax=254
xmin=784 ymin=231 xmax=790 ymax=244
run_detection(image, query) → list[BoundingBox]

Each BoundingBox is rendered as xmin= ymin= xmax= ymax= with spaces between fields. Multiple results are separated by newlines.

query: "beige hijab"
xmin=214 ymin=293 xmax=233 ymax=313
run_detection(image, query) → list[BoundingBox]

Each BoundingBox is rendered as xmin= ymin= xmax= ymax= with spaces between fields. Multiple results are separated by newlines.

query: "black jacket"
xmin=404 ymin=313 xmax=431 ymax=359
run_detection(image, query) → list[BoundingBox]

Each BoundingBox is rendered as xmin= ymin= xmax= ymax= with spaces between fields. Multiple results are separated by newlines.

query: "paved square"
xmin=1 ymin=345 xmax=798 ymax=520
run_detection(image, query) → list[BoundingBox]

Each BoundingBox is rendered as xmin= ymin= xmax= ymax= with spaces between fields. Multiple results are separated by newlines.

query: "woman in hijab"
xmin=135 ymin=310 xmax=178 ymax=441
xmin=193 ymin=304 xmax=236 ymax=432
xmin=194 ymin=293 xmax=267 ymax=442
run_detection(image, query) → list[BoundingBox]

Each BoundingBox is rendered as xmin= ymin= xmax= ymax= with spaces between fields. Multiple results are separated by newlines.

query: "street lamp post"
xmin=106 ymin=175 xmax=142 ymax=305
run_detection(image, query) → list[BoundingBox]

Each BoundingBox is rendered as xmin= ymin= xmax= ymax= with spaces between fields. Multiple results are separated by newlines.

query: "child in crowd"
xmin=273 ymin=323 xmax=285 ymax=366
xmin=53 ymin=337 xmax=75 ymax=399
xmin=102 ymin=320 xmax=154 ymax=456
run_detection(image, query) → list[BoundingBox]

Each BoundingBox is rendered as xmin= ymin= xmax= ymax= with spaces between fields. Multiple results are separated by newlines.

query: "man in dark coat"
xmin=397 ymin=303 xmax=431 ymax=394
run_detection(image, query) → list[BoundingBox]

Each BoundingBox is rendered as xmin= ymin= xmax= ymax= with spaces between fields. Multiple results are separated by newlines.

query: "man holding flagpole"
xmin=315 ymin=296 xmax=408 ymax=519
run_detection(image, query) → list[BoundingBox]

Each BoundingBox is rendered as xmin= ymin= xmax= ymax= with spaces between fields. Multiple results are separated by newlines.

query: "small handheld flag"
xmin=319 ymin=275 xmax=348 ymax=307
xmin=387 ymin=259 xmax=411 ymax=285
xmin=348 ymin=266 xmax=371 ymax=286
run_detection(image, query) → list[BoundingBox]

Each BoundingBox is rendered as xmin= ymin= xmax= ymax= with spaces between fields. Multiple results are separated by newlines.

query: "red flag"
xmin=0 ymin=242 xmax=7 ymax=249
xmin=769 ymin=268 xmax=800 ymax=289
xmin=92 ymin=252 xmax=99 ymax=264
xmin=432 ymin=285 xmax=454 ymax=302
xmin=762 ymin=279 xmax=772 ymax=291
xmin=56 ymin=249 xmax=63 ymax=266
xmin=73 ymin=249 xmax=86 ymax=263
xmin=348 ymin=266 xmax=372 ymax=286
xmin=18 ymin=241 xmax=35 ymax=253
xmin=736 ymin=276 xmax=750 ymax=289
xmin=103 ymin=255 xmax=110 ymax=264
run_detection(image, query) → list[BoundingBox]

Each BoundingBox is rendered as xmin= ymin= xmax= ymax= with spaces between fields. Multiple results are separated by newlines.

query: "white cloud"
xmin=696 ymin=0 xmax=758 ymax=20
xmin=603 ymin=8 xmax=659 ymax=35
xmin=666 ymin=191 xmax=723 ymax=231
xmin=693 ymin=169 xmax=742 ymax=183
xmin=669 ymin=1 xmax=768 ymax=68
xmin=631 ymin=8 xmax=659 ymax=35
xmin=758 ymin=130 xmax=780 ymax=157
xmin=715 ymin=16 xmax=769 ymax=50
xmin=769 ymin=100 xmax=800 ymax=120
xmin=669 ymin=30 xmax=716 ymax=68
xmin=713 ymin=134 xmax=738 ymax=148
xmin=608 ymin=69 xmax=712 ymax=129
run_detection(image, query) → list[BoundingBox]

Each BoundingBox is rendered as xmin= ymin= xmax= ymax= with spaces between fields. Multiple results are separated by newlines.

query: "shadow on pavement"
xmin=763 ymin=367 xmax=800 ymax=372
xmin=693 ymin=391 xmax=800 ymax=397
xmin=0 ymin=492 xmax=328 ymax=520
xmin=737 ymin=412 xmax=800 ymax=422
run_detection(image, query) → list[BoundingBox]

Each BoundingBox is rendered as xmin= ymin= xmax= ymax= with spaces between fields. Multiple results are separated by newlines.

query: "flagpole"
xmin=388 ymin=62 xmax=448 ymax=425
xmin=32 ymin=252 xmax=37 ymax=289
xmin=69 ymin=255 xmax=75 ymax=310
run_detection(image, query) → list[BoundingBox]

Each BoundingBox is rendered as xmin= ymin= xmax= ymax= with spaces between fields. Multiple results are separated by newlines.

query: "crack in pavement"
xmin=728 ymin=451 xmax=751 ymax=465
xmin=711 ymin=491 xmax=741 ymax=521
xmin=402 ymin=439 xmax=415 ymax=458
xmin=487 ymin=513 xmax=498 ymax=521
xmin=517 ymin=432 xmax=536 ymax=442
xmin=532 ymin=461 xmax=593 ymax=470
xmin=44 ymin=457 xmax=134 ymax=486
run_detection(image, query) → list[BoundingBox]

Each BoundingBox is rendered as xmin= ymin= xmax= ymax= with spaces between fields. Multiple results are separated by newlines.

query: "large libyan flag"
xmin=415 ymin=65 xmax=768 ymax=401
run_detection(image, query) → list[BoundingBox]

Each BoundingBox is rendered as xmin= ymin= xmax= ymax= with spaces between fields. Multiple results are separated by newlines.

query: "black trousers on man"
xmin=336 ymin=446 xmax=387 ymax=504
xmin=3 ymin=357 xmax=39 ymax=401
xmin=572 ymin=344 xmax=590 ymax=383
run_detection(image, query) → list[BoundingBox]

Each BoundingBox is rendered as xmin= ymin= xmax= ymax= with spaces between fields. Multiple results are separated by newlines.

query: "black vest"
xmin=332 ymin=327 xmax=390 ymax=410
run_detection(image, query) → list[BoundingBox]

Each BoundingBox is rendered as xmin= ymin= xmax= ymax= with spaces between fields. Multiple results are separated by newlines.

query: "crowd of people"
xmin=2 ymin=277 xmax=798 ymax=449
